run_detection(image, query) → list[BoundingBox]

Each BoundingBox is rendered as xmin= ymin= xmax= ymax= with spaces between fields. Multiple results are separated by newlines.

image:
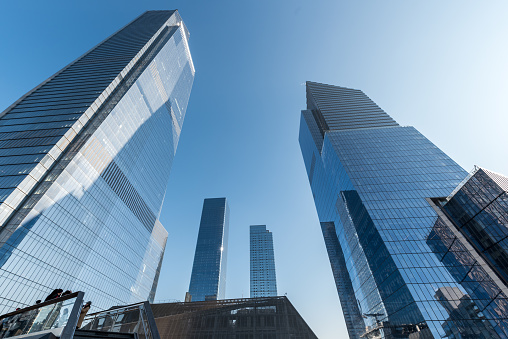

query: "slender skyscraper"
xmin=0 ymin=11 xmax=194 ymax=314
xmin=299 ymin=82 xmax=508 ymax=338
xmin=250 ymin=225 xmax=277 ymax=298
xmin=188 ymin=198 xmax=229 ymax=302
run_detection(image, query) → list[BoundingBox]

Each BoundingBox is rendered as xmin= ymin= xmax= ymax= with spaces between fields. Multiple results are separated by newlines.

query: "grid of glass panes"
xmin=324 ymin=127 xmax=468 ymax=337
xmin=319 ymin=221 xmax=364 ymax=339
xmin=0 ymin=11 xmax=178 ymax=229
xmin=444 ymin=169 xmax=508 ymax=282
xmin=299 ymin=112 xmax=508 ymax=337
xmin=250 ymin=225 xmax=277 ymax=298
xmin=188 ymin=198 xmax=229 ymax=302
xmin=427 ymin=214 xmax=508 ymax=337
xmin=0 ymin=12 xmax=194 ymax=314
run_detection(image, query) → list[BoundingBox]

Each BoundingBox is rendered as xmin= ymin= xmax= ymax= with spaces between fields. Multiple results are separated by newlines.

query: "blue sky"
xmin=1 ymin=1 xmax=508 ymax=338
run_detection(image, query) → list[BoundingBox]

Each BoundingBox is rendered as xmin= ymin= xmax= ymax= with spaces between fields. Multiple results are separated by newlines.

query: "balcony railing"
xmin=80 ymin=301 xmax=159 ymax=339
xmin=0 ymin=291 xmax=84 ymax=339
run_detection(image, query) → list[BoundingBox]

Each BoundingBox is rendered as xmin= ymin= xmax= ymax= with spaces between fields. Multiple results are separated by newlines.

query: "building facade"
xmin=439 ymin=166 xmax=508 ymax=283
xmin=426 ymin=166 xmax=508 ymax=338
xmin=0 ymin=11 xmax=195 ymax=314
xmin=151 ymin=297 xmax=317 ymax=339
xmin=250 ymin=225 xmax=277 ymax=298
xmin=188 ymin=198 xmax=229 ymax=302
xmin=299 ymin=82 xmax=508 ymax=338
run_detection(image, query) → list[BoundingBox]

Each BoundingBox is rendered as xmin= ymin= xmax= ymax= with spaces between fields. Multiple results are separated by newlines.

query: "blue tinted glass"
xmin=250 ymin=225 xmax=277 ymax=298
xmin=299 ymin=82 xmax=507 ymax=338
xmin=188 ymin=198 xmax=229 ymax=302
xmin=0 ymin=11 xmax=194 ymax=314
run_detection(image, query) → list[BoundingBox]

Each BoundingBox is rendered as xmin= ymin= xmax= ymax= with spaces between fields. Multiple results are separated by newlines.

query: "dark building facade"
xmin=0 ymin=11 xmax=195 ymax=314
xmin=150 ymin=297 xmax=317 ymax=339
xmin=250 ymin=225 xmax=277 ymax=298
xmin=0 ymin=295 xmax=316 ymax=339
xmin=188 ymin=198 xmax=229 ymax=302
xmin=299 ymin=81 xmax=508 ymax=338
xmin=425 ymin=166 xmax=508 ymax=338
xmin=441 ymin=167 xmax=508 ymax=283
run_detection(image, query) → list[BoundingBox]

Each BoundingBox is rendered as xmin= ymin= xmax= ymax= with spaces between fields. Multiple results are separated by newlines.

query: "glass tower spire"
xmin=299 ymin=81 xmax=508 ymax=338
xmin=188 ymin=198 xmax=230 ymax=302
xmin=0 ymin=10 xmax=195 ymax=314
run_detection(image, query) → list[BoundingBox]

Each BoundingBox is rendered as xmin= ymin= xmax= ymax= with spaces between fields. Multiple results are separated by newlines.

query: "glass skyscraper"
xmin=188 ymin=198 xmax=229 ymax=302
xmin=250 ymin=225 xmax=277 ymax=298
xmin=299 ymin=81 xmax=508 ymax=338
xmin=0 ymin=11 xmax=194 ymax=314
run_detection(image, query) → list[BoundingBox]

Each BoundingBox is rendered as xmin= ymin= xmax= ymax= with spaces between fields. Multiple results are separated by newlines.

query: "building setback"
xmin=299 ymin=81 xmax=508 ymax=338
xmin=0 ymin=10 xmax=194 ymax=314
xmin=188 ymin=198 xmax=229 ymax=302
xmin=250 ymin=225 xmax=277 ymax=298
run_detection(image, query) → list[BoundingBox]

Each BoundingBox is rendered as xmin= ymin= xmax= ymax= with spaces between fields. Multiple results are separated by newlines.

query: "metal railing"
xmin=80 ymin=301 xmax=159 ymax=339
xmin=0 ymin=291 xmax=84 ymax=339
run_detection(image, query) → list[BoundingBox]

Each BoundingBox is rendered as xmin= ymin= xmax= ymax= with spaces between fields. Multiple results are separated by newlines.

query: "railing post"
xmin=142 ymin=301 xmax=160 ymax=339
xmin=138 ymin=305 xmax=149 ymax=339
xmin=110 ymin=312 xmax=118 ymax=332
xmin=60 ymin=291 xmax=84 ymax=339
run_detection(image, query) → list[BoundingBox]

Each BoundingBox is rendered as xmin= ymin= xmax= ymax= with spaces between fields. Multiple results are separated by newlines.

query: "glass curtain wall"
xmin=0 ymin=11 xmax=195 ymax=314
xmin=250 ymin=225 xmax=277 ymax=298
xmin=188 ymin=198 xmax=230 ymax=302
xmin=299 ymin=82 xmax=507 ymax=338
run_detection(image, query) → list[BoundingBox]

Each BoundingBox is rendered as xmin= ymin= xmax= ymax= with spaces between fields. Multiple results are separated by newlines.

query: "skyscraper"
xmin=188 ymin=198 xmax=229 ymax=302
xmin=0 ymin=11 xmax=194 ymax=314
xmin=299 ymin=81 xmax=508 ymax=338
xmin=250 ymin=225 xmax=277 ymax=298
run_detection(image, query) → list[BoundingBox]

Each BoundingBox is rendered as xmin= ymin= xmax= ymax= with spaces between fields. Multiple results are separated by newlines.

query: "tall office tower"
xmin=299 ymin=81 xmax=508 ymax=338
xmin=0 ymin=11 xmax=195 ymax=314
xmin=188 ymin=198 xmax=230 ymax=302
xmin=250 ymin=225 xmax=277 ymax=298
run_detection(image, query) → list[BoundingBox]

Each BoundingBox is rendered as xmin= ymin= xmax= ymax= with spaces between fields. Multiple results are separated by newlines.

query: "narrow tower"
xmin=250 ymin=225 xmax=277 ymax=297
xmin=188 ymin=198 xmax=229 ymax=301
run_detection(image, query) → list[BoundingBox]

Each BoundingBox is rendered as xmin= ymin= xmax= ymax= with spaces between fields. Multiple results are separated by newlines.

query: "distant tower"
xmin=250 ymin=225 xmax=277 ymax=297
xmin=188 ymin=198 xmax=229 ymax=301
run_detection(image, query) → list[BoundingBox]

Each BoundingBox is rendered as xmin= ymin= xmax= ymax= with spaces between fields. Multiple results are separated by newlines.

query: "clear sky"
xmin=1 ymin=1 xmax=508 ymax=338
